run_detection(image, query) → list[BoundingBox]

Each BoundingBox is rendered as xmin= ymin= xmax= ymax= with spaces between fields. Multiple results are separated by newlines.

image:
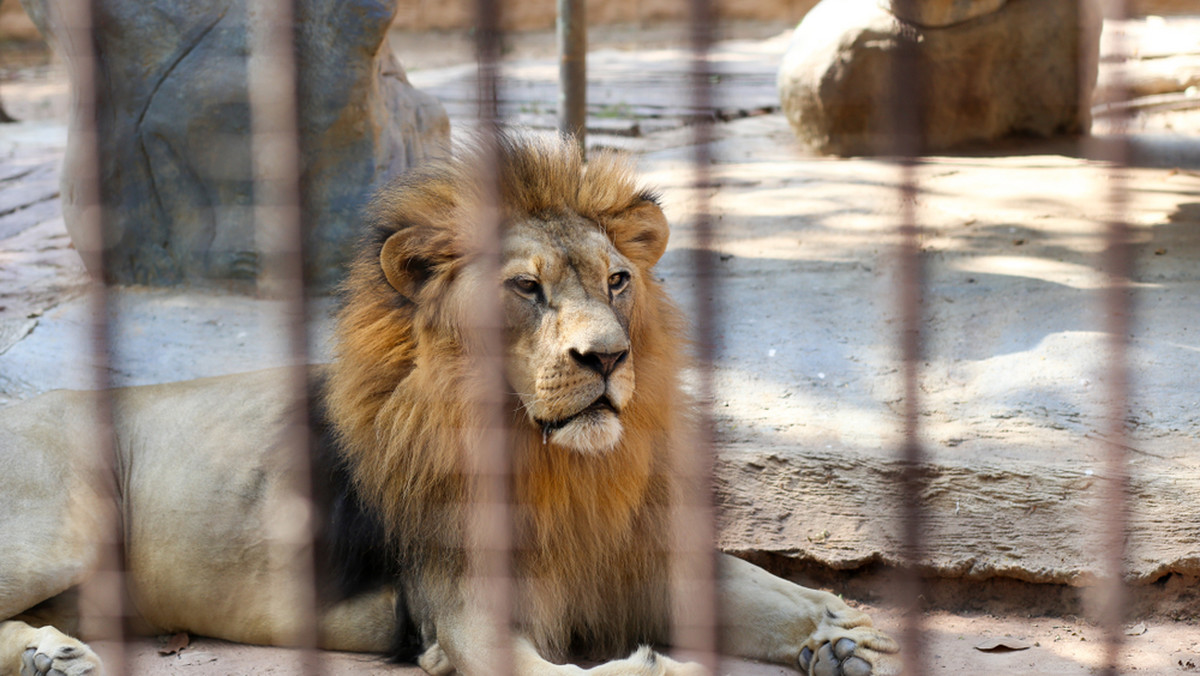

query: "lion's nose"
xmin=570 ymin=348 xmax=628 ymax=378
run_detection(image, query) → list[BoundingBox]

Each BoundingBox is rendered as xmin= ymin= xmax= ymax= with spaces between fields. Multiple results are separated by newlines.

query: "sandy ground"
xmin=92 ymin=604 xmax=1200 ymax=675
xmin=2 ymin=15 xmax=1199 ymax=676
xmin=73 ymin=602 xmax=1200 ymax=675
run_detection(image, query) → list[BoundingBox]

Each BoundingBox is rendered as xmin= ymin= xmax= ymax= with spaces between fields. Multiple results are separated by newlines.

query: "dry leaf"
xmin=158 ymin=632 xmax=190 ymax=656
xmin=975 ymin=637 xmax=1032 ymax=652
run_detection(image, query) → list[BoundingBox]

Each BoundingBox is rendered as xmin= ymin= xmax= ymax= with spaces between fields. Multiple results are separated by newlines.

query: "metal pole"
xmin=671 ymin=0 xmax=719 ymax=668
xmin=557 ymin=0 xmax=586 ymax=154
xmin=887 ymin=24 xmax=930 ymax=676
xmin=51 ymin=0 xmax=128 ymax=670
xmin=246 ymin=1 xmax=320 ymax=671
xmin=1088 ymin=1 xmax=1133 ymax=673
xmin=469 ymin=0 xmax=514 ymax=671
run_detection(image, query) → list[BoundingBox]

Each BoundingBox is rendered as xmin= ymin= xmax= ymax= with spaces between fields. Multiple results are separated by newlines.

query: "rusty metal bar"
xmin=895 ymin=163 xmax=929 ymax=676
xmin=557 ymin=0 xmax=587 ymax=153
xmin=466 ymin=0 xmax=514 ymax=670
xmin=670 ymin=0 xmax=719 ymax=668
xmin=245 ymin=0 xmax=320 ymax=671
xmin=48 ymin=0 xmax=128 ymax=671
xmin=887 ymin=25 xmax=930 ymax=676
xmin=1089 ymin=2 xmax=1133 ymax=674
xmin=1096 ymin=144 xmax=1133 ymax=676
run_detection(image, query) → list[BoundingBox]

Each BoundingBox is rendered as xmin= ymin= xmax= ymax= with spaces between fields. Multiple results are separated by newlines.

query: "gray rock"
xmin=22 ymin=0 xmax=448 ymax=288
xmin=778 ymin=0 xmax=1102 ymax=155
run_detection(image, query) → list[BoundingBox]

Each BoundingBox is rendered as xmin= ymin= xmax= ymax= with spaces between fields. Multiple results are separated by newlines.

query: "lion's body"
xmin=0 ymin=371 xmax=398 ymax=657
xmin=0 ymin=133 xmax=897 ymax=676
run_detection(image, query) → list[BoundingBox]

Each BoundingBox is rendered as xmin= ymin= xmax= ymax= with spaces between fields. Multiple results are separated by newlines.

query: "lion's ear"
xmin=380 ymin=229 xmax=435 ymax=301
xmin=607 ymin=197 xmax=669 ymax=267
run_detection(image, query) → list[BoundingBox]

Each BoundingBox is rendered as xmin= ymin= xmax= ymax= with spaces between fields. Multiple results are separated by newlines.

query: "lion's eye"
xmin=608 ymin=270 xmax=631 ymax=296
xmin=508 ymin=275 xmax=542 ymax=299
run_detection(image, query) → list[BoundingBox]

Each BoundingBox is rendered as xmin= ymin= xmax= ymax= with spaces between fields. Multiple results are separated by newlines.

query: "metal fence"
xmin=18 ymin=0 xmax=1155 ymax=673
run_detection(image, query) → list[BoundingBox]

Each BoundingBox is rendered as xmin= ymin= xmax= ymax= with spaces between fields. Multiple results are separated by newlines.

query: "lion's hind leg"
xmin=0 ymin=621 xmax=103 ymax=676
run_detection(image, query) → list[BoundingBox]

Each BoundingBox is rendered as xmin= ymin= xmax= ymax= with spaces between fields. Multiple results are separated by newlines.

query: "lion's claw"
xmin=814 ymin=642 xmax=837 ymax=676
xmin=841 ymin=656 xmax=872 ymax=676
xmin=799 ymin=646 xmax=814 ymax=671
xmin=833 ymin=638 xmax=856 ymax=660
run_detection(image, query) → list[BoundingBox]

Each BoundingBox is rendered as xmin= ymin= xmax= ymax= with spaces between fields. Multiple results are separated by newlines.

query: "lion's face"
xmin=364 ymin=135 xmax=671 ymax=458
xmin=500 ymin=215 xmax=638 ymax=454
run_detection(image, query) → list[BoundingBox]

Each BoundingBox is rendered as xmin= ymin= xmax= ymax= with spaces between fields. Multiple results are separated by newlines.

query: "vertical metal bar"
xmin=888 ymin=25 xmax=930 ymax=676
xmin=1088 ymin=1 xmax=1132 ymax=673
xmin=1097 ymin=145 xmax=1132 ymax=676
xmin=476 ymin=0 xmax=502 ymax=133
xmin=557 ymin=0 xmax=587 ymax=153
xmin=671 ymin=0 xmax=719 ymax=667
xmin=895 ymin=162 xmax=929 ymax=676
xmin=245 ymin=1 xmax=320 ymax=671
xmin=467 ymin=0 xmax=514 ymax=670
xmin=50 ymin=0 xmax=128 ymax=671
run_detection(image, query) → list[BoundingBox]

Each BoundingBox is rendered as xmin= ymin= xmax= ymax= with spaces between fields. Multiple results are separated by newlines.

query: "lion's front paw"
xmin=20 ymin=627 xmax=103 ymax=676
xmin=799 ymin=637 xmax=874 ymax=676
xmin=798 ymin=610 xmax=899 ymax=676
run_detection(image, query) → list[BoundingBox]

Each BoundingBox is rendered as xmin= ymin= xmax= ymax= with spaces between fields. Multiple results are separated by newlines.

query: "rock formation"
xmin=778 ymin=0 xmax=1102 ymax=155
xmin=23 ymin=0 xmax=449 ymax=288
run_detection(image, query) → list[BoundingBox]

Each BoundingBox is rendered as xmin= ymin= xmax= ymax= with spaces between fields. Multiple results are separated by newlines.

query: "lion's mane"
xmin=324 ymin=133 xmax=687 ymax=659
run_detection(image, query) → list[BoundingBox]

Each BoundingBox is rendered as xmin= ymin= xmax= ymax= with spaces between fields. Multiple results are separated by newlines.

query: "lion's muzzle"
xmin=537 ymin=393 xmax=623 ymax=453
xmin=529 ymin=338 xmax=633 ymax=454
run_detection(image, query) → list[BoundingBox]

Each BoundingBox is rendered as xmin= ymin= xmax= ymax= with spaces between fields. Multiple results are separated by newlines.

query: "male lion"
xmin=0 ymin=132 xmax=898 ymax=676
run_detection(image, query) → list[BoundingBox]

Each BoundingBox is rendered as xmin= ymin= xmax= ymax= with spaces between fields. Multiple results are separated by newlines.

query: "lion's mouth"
xmin=538 ymin=395 xmax=618 ymax=437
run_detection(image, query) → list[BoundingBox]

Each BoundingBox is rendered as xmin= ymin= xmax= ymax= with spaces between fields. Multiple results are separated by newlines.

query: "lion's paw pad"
xmin=800 ymin=638 xmax=873 ymax=676
xmin=21 ymin=641 xmax=100 ymax=676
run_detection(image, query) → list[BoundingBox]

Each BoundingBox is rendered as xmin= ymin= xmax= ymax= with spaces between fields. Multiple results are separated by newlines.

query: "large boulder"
xmin=778 ymin=0 xmax=1102 ymax=155
xmin=22 ymin=0 xmax=448 ymax=288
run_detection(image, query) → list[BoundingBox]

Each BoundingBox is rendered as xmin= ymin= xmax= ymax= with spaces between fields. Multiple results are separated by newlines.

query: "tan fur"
xmin=0 ymin=132 xmax=898 ymax=676
xmin=324 ymin=133 xmax=899 ymax=675
xmin=327 ymin=134 xmax=682 ymax=660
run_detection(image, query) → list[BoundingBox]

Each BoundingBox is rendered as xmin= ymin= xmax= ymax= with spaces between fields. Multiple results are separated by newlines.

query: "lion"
xmin=0 ymin=132 xmax=898 ymax=676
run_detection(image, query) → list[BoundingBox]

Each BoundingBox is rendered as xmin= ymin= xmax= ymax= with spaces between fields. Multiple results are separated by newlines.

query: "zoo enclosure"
xmin=38 ymin=0 xmax=1163 ymax=673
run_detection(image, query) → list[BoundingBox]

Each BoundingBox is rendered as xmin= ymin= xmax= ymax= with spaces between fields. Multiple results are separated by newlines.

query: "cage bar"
xmin=244 ymin=0 xmax=322 ymax=671
xmin=463 ymin=0 xmax=515 ymax=671
xmin=1089 ymin=1 xmax=1134 ymax=673
xmin=888 ymin=23 xmax=931 ymax=676
xmin=669 ymin=0 xmax=721 ymax=668
xmin=557 ymin=0 xmax=587 ymax=152
xmin=48 ymin=0 xmax=129 ymax=672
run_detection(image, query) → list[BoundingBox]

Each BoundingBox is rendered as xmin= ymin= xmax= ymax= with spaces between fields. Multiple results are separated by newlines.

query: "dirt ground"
xmin=2 ymin=15 xmax=1199 ymax=676
xmin=95 ymin=604 xmax=1200 ymax=675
